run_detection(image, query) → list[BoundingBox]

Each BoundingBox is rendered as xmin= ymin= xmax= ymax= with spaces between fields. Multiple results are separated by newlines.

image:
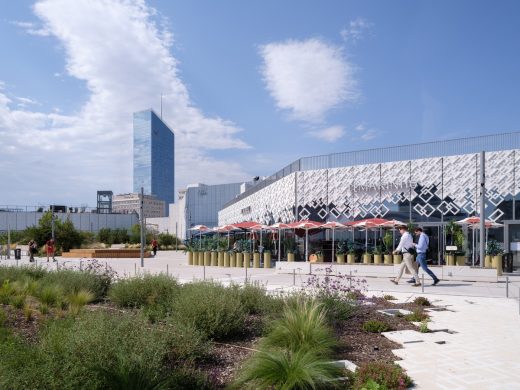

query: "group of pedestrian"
xmin=391 ymin=225 xmax=440 ymax=287
xmin=26 ymin=238 xmax=56 ymax=262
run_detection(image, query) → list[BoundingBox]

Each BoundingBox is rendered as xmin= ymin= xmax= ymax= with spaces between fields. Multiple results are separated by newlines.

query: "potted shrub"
xmin=211 ymin=250 xmax=218 ymax=266
xmin=253 ymin=250 xmax=261 ymax=268
xmin=204 ymin=250 xmax=211 ymax=266
xmin=383 ymin=232 xmax=393 ymax=264
xmin=373 ymin=245 xmax=383 ymax=264
xmin=393 ymin=251 xmax=402 ymax=264
xmin=454 ymin=229 xmax=466 ymax=266
xmin=347 ymin=243 xmax=356 ymax=264
xmin=229 ymin=249 xmax=236 ymax=267
xmin=264 ymin=249 xmax=272 ymax=268
xmin=487 ymin=239 xmax=503 ymax=274
xmin=336 ymin=241 xmax=347 ymax=264
xmin=243 ymin=250 xmax=250 ymax=268
xmin=283 ymin=237 xmax=296 ymax=262
xmin=224 ymin=250 xmax=230 ymax=267
xmin=363 ymin=249 xmax=373 ymax=264
xmin=316 ymin=250 xmax=324 ymax=262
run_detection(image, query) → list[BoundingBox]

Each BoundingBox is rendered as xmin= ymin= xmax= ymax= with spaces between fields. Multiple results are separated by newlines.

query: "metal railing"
xmin=223 ymin=131 xmax=520 ymax=209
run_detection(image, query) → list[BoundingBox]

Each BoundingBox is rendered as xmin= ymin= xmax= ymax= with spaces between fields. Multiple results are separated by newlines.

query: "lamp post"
xmin=6 ymin=214 xmax=11 ymax=259
xmin=479 ymin=151 xmax=486 ymax=268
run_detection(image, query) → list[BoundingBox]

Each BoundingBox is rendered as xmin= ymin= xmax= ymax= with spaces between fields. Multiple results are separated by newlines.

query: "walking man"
xmin=151 ymin=238 xmax=158 ymax=257
xmin=413 ymin=228 xmax=440 ymax=286
xmin=391 ymin=225 xmax=420 ymax=286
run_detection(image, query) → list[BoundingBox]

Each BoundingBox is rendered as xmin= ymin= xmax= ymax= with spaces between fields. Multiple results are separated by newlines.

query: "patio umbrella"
xmin=457 ymin=217 xmax=503 ymax=266
xmin=352 ymin=218 xmax=388 ymax=252
xmin=231 ymin=221 xmax=261 ymax=252
xmin=270 ymin=222 xmax=291 ymax=261
xmin=321 ymin=221 xmax=346 ymax=263
xmin=189 ymin=225 xmax=209 ymax=249
xmin=215 ymin=224 xmax=241 ymax=249
xmin=249 ymin=224 xmax=271 ymax=254
xmin=381 ymin=219 xmax=407 ymax=251
xmin=293 ymin=220 xmax=323 ymax=262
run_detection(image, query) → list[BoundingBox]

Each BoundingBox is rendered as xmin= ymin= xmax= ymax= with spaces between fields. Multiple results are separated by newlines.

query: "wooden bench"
xmin=62 ymin=248 xmax=151 ymax=258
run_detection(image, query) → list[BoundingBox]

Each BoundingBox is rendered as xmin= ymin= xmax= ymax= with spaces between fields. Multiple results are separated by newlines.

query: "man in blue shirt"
xmin=410 ymin=228 xmax=440 ymax=286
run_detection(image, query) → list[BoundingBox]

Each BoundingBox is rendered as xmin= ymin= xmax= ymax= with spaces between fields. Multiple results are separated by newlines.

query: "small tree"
xmin=157 ymin=232 xmax=177 ymax=247
xmin=56 ymin=219 xmax=83 ymax=252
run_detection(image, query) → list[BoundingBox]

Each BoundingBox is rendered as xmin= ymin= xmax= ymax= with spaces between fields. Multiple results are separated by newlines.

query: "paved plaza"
xmin=1 ymin=250 xmax=520 ymax=389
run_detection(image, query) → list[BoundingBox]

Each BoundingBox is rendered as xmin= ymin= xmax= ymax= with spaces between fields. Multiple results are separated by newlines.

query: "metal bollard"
xmin=203 ymin=265 xmax=206 ymax=281
xmin=506 ymin=276 xmax=509 ymax=298
xmin=309 ymin=262 xmax=312 ymax=275
xmin=349 ymin=271 xmax=352 ymax=289
xmin=245 ymin=267 xmax=248 ymax=283
xmin=16 ymin=259 xmax=18 ymax=267
xmin=166 ymin=264 xmax=169 ymax=276
xmin=80 ymin=260 xmax=83 ymax=271
xmin=105 ymin=262 xmax=108 ymax=271
xmin=293 ymin=269 xmax=296 ymax=286
xmin=134 ymin=263 xmax=137 ymax=275
xmin=421 ymin=274 xmax=424 ymax=293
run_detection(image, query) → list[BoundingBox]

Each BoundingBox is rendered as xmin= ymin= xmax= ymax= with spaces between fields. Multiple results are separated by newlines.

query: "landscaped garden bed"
xmin=0 ymin=262 xmax=431 ymax=389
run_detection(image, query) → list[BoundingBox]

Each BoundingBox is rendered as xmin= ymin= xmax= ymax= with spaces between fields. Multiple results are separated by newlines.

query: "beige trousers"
xmin=395 ymin=253 xmax=419 ymax=283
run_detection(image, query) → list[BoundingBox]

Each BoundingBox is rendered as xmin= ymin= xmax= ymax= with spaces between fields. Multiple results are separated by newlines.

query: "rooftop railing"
xmin=222 ymin=131 xmax=520 ymax=209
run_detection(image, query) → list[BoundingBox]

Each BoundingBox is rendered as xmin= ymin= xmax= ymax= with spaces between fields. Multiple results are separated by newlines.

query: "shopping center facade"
xmin=219 ymin=132 xmax=520 ymax=264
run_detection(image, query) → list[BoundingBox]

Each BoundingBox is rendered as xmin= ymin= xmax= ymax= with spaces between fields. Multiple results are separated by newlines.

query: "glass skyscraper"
xmin=133 ymin=109 xmax=175 ymax=216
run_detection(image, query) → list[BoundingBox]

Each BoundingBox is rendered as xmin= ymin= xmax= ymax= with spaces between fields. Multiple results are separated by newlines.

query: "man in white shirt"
xmin=391 ymin=225 xmax=420 ymax=286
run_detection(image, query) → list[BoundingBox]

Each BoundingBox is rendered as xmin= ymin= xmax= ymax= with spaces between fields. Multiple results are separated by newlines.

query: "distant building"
xmin=148 ymin=182 xmax=246 ymax=240
xmin=133 ymin=109 xmax=175 ymax=216
xmin=113 ymin=193 xmax=166 ymax=219
xmin=96 ymin=191 xmax=113 ymax=214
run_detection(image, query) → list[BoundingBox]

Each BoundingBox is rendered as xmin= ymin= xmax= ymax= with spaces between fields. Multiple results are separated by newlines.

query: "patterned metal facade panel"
xmin=219 ymin=150 xmax=520 ymax=225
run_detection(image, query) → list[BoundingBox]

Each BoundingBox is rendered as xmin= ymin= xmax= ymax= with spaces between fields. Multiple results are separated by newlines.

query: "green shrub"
xmin=109 ymin=274 xmax=179 ymax=313
xmin=37 ymin=285 xmax=63 ymax=307
xmin=172 ymin=282 xmax=247 ymax=340
xmin=0 ymin=310 xmax=209 ymax=389
xmin=419 ymin=320 xmax=429 ymax=333
xmin=354 ymin=362 xmax=412 ymax=390
xmin=383 ymin=295 xmax=396 ymax=301
xmin=362 ymin=320 xmax=391 ymax=333
xmin=163 ymin=319 xmax=210 ymax=364
xmin=40 ymin=267 xmax=111 ymax=300
xmin=413 ymin=297 xmax=431 ymax=306
xmin=0 ymin=280 xmax=15 ymax=304
xmin=66 ymin=289 xmax=95 ymax=315
xmin=404 ymin=310 xmax=429 ymax=322
xmin=318 ymin=294 xmax=357 ymax=324
xmin=10 ymin=294 xmax=26 ymax=309
xmin=231 ymin=282 xmax=272 ymax=315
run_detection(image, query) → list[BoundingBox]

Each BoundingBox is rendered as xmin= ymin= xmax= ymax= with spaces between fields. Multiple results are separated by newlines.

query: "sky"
xmin=1 ymin=0 xmax=519 ymax=207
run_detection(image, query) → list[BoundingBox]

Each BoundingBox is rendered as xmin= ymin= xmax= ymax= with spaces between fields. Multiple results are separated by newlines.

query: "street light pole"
xmin=140 ymin=187 xmax=145 ymax=268
xmin=6 ymin=214 xmax=11 ymax=259
xmin=479 ymin=151 xmax=486 ymax=268
xmin=51 ymin=205 xmax=55 ymax=240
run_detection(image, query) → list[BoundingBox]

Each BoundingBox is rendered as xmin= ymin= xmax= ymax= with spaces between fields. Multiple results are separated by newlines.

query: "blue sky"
xmin=1 ymin=0 xmax=519 ymax=207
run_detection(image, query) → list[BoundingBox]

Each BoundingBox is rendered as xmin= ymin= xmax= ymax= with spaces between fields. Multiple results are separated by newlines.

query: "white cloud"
xmin=1 ymin=0 xmax=250 ymax=205
xmin=16 ymin=96 xmax=40 ymax=107
xmin=340 ymin=17 xmax=373 ymax=43
xmin=308 ymin=125 xmax=344 ymax=142
xmin=354 ymin=123 xmax=377 ymax=141
xmin=11 ymin=20 xmax=51 ymax=36
xmin=259 ymin=38 xmax=358 ymax=123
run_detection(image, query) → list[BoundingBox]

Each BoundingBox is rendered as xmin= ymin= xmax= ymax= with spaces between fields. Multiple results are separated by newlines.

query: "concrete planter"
xmin=224 ymin=252 xmax=230 ymax=267
xmin=347 ymin=254 xmax=356 ymax=264
xmin=235 ymin=252 xmax=243 ymax=267
xmin=484 ymin=255 xmax=492 ymax=268
xmin=456 ymin=255 xmax=466 ymax=266
xmin=492 ymin=255 xmax=503 ymax=276
xmin=243 ymin=252 xmax=250 ymax=268
xmin=336 ymin=254 xmax=345 ymax=264
xmin=363 ymin=254 xmax=372 ymax=264
xmin=218 ymin=251 xmax=224 ymax=267
xmin=393 ymin=254 xmax=402 ymax=264
xmin=188 ymin=251 xmax=193 ymax=265
xmin=374 ymin=254 xmax=383 ymax=264
xmin=447 ymin=254 xmax=455 ymax=266
xmin=253 ymin=252 xmax=260 ymax=268
xmin=264 ymin=252 xmax=272 ymax=268
xmin=211 ymin=251 xmax=217 ymax=266
xmin=384 ymin=254 xmax=393 ymax=264
xmin=287 ymin=252 xmax=295 ymax=262
xmin=204 ymin=251 xmax=210 ymax=266
xmin=229 ymin=252 xmax=236 ymax=267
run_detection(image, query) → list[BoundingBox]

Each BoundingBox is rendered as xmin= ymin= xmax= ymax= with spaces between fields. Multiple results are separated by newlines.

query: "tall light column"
xmin=479 ymin=151 xmax=486 ymax=268
xmin=140 ymin=187 xmax=145 ymax=267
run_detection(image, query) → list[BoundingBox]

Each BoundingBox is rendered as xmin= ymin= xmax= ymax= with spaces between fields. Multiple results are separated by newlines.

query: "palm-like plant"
xmin=261 ymin=299 xmax=335 ymax=356
xmin=235 ymin=299 xmax=342 ymax=389
xmin=236 ymin=348 xmax=343 ymax=390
